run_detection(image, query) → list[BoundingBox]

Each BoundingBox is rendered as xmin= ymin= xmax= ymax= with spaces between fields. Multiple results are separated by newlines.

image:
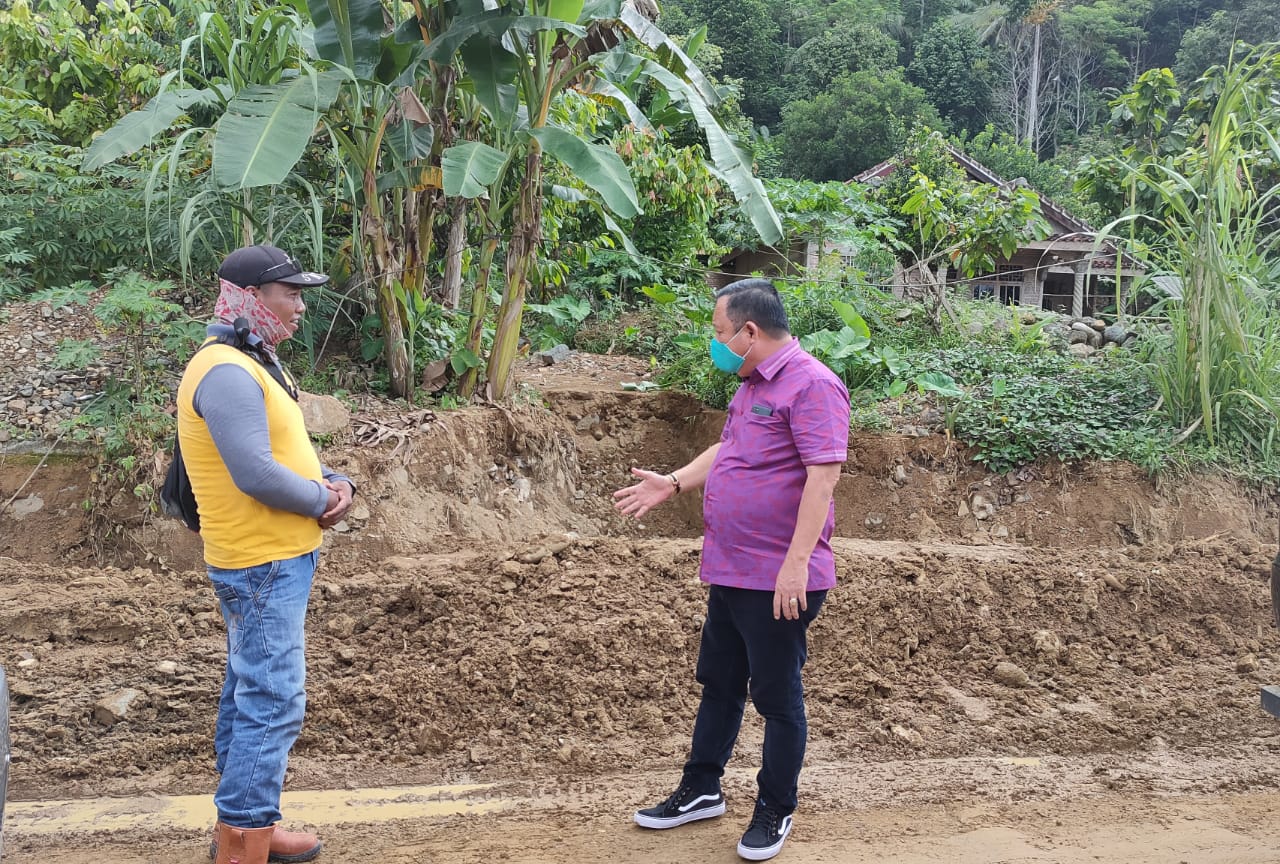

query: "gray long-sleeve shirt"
xmin=192 ymin=326 xmax=352 ymax=517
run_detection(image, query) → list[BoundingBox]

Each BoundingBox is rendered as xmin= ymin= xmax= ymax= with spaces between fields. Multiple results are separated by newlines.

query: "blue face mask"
xmin=710 ymin=326 xmax=751 ymax=374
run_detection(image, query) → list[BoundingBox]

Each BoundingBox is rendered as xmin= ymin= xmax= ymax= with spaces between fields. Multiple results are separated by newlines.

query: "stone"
xmin=93 ymin=688 xmax=146 ymax=726
xmin=7 ymin=399 xmax=27 ymax=412
xmin=993 ymin=661 xmax=1030 ymax=688
xmin=890 ymin=724 xmax=923 ymax=746
xmin=1090 ymin=318 xmax=1106 ymax=331
xmin=1237 ymin=653 xmax=1260 ymax=673
xmin=1068 ymin=343 xmax=1097 ymax=359
xmin=537 ymin=344 xmax=572 ymax=366
xmin=1067 ymin=327 xmax=1091 ymax=345
xmin=1103 ymin=324 xmax=1128 ymax=345
xmin=351 ymin=503 xmax=370 ymax=521
xmin=17 ymin=658 xmax=37 ymax=669
xmin=298 ymin=392 xmax=350 ymax=436
xmin=864 ymin=513 xmax=885 ymax=529
xmin=155 ymin=661 xmax=178 ymax=676
xmin=1032 ymin=630 xmax=1063 ymax=658
xmin=970 ymin=492 xmax=996 ymax=521
xmin=9 ymin=494 xmax=44 ymax=519
xmin=893 ymin=464 xmax=908 ymax=485
xmin=992 ymin=525 xmax=1009 ymax=539
xmin=514 ymin=477 xmax=533 ymax=503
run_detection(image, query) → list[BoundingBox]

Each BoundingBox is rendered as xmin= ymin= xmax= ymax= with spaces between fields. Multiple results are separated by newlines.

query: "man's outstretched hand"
xmin=613 ymin=467 xmax=675 ymax=520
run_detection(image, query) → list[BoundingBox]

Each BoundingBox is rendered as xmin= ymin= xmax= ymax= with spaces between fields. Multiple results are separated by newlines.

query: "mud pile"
xmin=3 ymin=529 xmax=1277 ymax=800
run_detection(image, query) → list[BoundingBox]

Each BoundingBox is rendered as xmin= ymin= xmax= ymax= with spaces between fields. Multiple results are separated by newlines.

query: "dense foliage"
xmin=1 ymin=0 xmax=1278 ymax=492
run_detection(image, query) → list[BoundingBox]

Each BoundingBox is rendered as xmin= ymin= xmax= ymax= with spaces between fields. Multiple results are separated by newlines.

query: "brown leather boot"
xmin=213 ymin=823 xmax=275 ymax=864
xmin=210 ymin=823 xmax=323 ymax=863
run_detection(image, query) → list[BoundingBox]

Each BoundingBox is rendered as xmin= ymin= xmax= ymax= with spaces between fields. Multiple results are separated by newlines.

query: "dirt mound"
xmin=4 ymin=366 xmax=1280 ymax=816
xmin=3 ymin=532 xmax=1277 ymax=801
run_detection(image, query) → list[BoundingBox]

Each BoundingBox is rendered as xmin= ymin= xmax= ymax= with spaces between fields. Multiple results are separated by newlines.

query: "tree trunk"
xmin=376 ymin=276 xmax=412 ymax=399
xmin=457 ymin=233 xmax=498 ymax=400
xmin=443 ymin=197 xmax=468 ymax=309
xmin=1026 ymin=22 xmax=1042 ymax=153
xmin=486 ymin=146 xmax=542 ymax=401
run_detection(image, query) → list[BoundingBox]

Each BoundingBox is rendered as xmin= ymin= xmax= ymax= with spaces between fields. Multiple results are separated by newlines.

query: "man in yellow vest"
xmin=177 ymin=244 xmax=354 ymax=864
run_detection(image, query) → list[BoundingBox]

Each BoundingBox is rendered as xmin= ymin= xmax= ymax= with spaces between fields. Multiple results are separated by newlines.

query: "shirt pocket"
xmin=739 ymin=411 xmax=790 ymax=454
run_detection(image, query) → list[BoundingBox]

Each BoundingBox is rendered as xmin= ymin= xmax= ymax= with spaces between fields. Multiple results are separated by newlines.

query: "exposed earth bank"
xmin=2 ymin=353 xmax=1280 ymax=862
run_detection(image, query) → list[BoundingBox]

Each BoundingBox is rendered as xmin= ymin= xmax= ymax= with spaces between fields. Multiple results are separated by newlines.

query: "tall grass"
xmin=1104 ymin=48 xmax=1280 ymax=456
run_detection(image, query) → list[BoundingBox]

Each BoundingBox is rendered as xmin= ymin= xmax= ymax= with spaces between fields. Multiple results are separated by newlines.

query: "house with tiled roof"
xmin=852 ymin=145 xmax=1143 ymax=317
xmin=710 ymin=147 xmax=1142 ymax=318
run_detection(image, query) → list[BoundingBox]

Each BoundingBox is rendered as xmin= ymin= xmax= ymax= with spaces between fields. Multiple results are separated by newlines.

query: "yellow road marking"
xmin=7 ymin=783 xmax=511 ymax=835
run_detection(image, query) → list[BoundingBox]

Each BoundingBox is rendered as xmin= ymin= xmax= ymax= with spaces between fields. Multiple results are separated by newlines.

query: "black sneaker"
xmin=633 ymin=783 xmax=727 ymax=829
xmin=736 ymin=800 xmax=793 ymax=861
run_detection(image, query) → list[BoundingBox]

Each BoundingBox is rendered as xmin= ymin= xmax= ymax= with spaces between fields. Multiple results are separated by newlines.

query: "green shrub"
xmin=0 ymin=142 xmax=154 ymax=296
xmin=943 ymin=353 xmax=1166 ymax=471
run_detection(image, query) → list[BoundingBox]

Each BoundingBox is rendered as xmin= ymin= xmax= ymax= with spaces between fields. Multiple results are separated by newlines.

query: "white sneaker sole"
xmin=633 ymin=800 xmax=727 ymax=829
xmin=736 ymin=817 xmax=793 ymax=861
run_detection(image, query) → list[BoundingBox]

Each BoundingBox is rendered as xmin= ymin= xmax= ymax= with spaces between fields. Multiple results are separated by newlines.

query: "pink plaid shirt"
xmin=700 ymin=339 xmax=850 ymax=592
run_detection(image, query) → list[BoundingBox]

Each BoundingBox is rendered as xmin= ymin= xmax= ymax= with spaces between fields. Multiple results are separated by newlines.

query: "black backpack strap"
xmin=202 ymin=333 xmax=300 ymax=402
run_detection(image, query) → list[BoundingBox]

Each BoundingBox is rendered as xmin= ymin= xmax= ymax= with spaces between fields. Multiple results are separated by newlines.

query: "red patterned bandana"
xmin=214 ymin=278 xmax=291 ymax=348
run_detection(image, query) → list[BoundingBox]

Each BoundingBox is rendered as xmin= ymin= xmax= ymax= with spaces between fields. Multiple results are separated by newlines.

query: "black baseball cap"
xmin=217 ymin=244 xmax=329 ymax=288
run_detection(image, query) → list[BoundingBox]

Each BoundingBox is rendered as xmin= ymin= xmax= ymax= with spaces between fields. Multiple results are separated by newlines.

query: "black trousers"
xmin=682 ymin=584 xmax=827 ymax=814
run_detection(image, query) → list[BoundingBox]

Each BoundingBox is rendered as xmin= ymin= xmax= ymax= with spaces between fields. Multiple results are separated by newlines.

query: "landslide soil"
xmin=3 ymin=351 xmax=1280 ymax=862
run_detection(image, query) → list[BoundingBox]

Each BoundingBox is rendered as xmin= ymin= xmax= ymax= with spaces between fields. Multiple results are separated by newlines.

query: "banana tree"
xmin=431 ymin=0 xmax=783 ymax=400
xmin=83 ymin=0 xmax=457 ymax=398
xmin=82 ymin=3 xmax=338 ymax=265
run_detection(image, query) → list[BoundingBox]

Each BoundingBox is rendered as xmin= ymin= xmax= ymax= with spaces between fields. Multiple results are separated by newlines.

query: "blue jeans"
xmin=208 ymin=550 xmax=317 ymax=828
xmin=683 ymin=584 xmax=827 ymax=815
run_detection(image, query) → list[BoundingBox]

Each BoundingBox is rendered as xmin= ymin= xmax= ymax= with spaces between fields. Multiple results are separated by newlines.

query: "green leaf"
xmin=532 ymin=126 xmax=639 ymax=218
xmin=460 ymin=37 xmax=521 ymax=123
xmin=886 ymin=378 xmax=909 ymax=398
xmin=451 ymin=347 xmax=482 ymax=374
xmin=549 ymin=184 xmax=639 ymax=255
xmin=876 ymin=346 xmax=906 ymax=376
xmin=578 ymin=77 xmax=653 ymax=132
xmin=580 ymin=0 xmax=623 ymax=20
xmin=685 ymin=24 xmax=707 ymax=58
xmin=629 ymin=57 xmax=782 ymax=245
xmin=307 ymin=0 xmax=385 ymax=79
xmin=832 ymin=300 xmax=870 ymax=337
xmin=82 ymin=86 xmax=215 ymax=171
xmin=618 ymin=6 xmax=717 ymax=107
xmin=641 ymin=284 xmax=678 ymax=304
xmin=546 ymin=0 xmax=585 ymax=22
xmin=442 ymin=141 xmax=507 ymax=197
xmin=424 ymin=14 xmax=583 ymax=64
xmin=213 ymin=70 xmax=344 ymax=190
xmin=915 ymin=372 xmax=963 ymax=398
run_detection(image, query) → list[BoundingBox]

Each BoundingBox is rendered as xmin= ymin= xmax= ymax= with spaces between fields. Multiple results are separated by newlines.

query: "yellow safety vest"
xmin=176 ymin=343 xmax=323 ymax=569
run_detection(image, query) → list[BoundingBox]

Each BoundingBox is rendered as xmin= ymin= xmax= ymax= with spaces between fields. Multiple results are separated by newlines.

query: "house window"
xmin=972 ymin=267 xmax=1022 ymax=304
xmin=997 ymin=265 xmax=1022 ymax=305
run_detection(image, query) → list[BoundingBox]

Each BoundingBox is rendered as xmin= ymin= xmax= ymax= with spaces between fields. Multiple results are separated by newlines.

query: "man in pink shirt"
xmin=614 ymin=278 xmax=850 ymax=861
